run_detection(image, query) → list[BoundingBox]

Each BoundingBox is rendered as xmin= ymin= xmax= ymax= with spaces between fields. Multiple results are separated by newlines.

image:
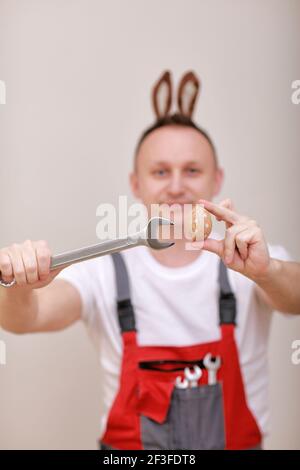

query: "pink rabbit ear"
xmin=152 ymin=70 xmax=173 ymax=119
xmin=177 ymin=71 xmax=200 ymax=118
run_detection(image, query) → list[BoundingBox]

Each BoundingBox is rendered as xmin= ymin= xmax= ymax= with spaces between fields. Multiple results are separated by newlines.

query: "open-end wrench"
xmin=175 ymin=376 xmax=189 ymax=389
xmin=0 ymin=217 xmax=174 ymax=288
xmin=203 ymin=353 xmax=221 ymax=385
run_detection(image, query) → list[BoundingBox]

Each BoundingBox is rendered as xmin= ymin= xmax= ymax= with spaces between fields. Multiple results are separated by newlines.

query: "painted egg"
xmin=184 ymin=204 xmax=212 ymax=242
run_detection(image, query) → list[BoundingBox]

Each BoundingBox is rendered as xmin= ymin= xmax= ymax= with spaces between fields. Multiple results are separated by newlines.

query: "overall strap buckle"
xmin=117 ymin=298 xmax=136 ymax=332
xmin=112 ymin=253 xmax=136 ymax=333
xmin=218 ymin=260 xmax=237 ymax=325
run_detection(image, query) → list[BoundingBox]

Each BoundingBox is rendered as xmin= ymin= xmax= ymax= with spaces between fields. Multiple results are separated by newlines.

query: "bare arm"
xmin=253 ymin=259 xmax=300 ymax=315
xmin=0 ymin=240 xmax=82 ymax=334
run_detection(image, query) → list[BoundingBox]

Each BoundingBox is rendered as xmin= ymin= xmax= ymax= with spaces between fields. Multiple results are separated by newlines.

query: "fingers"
xmin=235 ymin=226 xmax=261 ymax=254
xmin=199 ymin=199 xmax=244 ymax=226
xmin=7 ymin=244 xmax=27 ymax=286
xmin=0 ymin=252 xmax=14 ymax=283
xmin=33 ymin=241 xmax=51 ymax=281
xmin=202 ymin=218 xmax=259 ymax=262
xmin=22 ymin=240 xmax=39 ymax=284
xmin=0 ymin=240 xmax=52 ymax=287
xmin=224 ymin=224 xmax=249 ymax=263
xmin=203 ymin=225 xmax=249 ymax=261
xmin=215 ymin=199 xmax=234 ymax=228
xmin=220 ymin=198 xmax=234 ymax=210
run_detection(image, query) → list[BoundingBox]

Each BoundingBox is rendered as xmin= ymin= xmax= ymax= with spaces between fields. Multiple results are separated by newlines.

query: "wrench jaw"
xmin=145 ymin=217 xmax=175 ymax=250
xmin=184 ymin=365 xmax=202 ymax=388
xmin=175 ymin=376 xmax=189 ymax=389
xmin=203 ymin=353 xmax=221 ymax=386
xmin=175 ymin=365 xmax=202 ymax=389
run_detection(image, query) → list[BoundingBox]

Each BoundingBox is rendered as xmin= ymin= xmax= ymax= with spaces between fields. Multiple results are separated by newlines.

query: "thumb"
xmin=202 ymin=238 xmax=224 ymax=257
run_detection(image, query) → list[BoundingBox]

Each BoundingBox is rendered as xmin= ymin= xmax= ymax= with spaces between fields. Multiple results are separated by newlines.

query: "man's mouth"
xmin=159 ymin=201 xmax=195 ymax=206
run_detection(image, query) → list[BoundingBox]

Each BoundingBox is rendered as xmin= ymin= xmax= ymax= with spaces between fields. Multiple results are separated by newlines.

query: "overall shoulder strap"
xmin=218 ymin=259 xmax=237 ymax=325
xmin=111 ymin=253 xmax=136 ymax=333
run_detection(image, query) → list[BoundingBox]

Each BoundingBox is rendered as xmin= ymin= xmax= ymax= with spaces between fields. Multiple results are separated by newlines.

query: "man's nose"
xmin=167 ymin=172 xmax=185 ymax=195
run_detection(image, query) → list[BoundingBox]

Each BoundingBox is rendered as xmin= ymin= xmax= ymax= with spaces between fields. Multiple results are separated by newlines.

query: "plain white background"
xmin=0 ymin=0 xmax=299 ymax=449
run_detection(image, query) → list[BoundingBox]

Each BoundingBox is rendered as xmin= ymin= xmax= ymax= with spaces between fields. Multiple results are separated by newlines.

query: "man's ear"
xmin=213 ymin=167 xmax=224 ymax=197
xmin=129 ymin=171 xmax=141 ymax=199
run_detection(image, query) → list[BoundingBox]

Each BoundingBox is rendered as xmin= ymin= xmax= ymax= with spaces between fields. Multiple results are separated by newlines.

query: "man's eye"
xmin=186 ymin=168 xmax=201 ymax=174
xmin=153 ymin=169 xmax=168 ymax=176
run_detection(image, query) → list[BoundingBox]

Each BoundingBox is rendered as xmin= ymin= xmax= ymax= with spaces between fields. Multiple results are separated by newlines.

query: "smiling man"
xmin=130 ymin=114 xmax=223 ymax=267
xmin=0 ymin=71 xmax=300 ymax=450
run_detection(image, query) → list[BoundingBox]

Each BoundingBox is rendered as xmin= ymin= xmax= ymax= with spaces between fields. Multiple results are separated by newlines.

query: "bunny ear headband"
xmin=152 ymin=70 xmax=200 ymax=120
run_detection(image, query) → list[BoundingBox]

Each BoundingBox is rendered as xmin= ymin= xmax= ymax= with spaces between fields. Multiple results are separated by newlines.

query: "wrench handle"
xmin=50 ymin=237 xmax=139 ymax=270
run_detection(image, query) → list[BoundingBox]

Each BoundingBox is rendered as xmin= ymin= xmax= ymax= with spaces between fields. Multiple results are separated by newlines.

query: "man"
xmin=0 ymin=71 xmax=299 ymax=450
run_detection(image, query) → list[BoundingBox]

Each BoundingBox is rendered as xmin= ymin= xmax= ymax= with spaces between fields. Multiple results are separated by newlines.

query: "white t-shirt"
xmin=56 ymin=240 xmax=291 ymax=440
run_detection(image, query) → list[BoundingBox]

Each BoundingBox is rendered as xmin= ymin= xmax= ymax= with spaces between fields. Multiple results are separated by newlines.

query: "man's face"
xmin=130 ymin=125 xmax=224 ymax=214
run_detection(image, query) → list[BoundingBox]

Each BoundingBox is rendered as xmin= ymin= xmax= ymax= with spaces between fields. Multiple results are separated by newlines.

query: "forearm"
xmin=0 ymin=286 xmax=39 ymax=333
xmin=252 ymin=259 xmax=300 ymax=315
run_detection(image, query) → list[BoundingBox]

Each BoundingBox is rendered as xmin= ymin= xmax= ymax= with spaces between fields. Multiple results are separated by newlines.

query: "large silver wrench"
xmin=0 ymin=217 xmax=174 ymax=288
